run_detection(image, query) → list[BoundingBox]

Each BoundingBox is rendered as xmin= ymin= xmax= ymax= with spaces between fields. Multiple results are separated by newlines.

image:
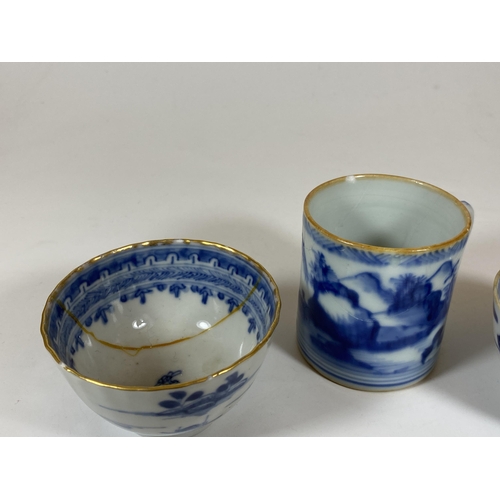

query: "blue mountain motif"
xmin=344 ymin=272 xmax=393 ymax=304
xmin=304 ymin=251 xmax=456 ymax=355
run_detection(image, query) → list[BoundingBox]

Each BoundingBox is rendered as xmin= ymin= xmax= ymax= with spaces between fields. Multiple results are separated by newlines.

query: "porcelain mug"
xmin=297 ymin=174 xmax=473 ymax=391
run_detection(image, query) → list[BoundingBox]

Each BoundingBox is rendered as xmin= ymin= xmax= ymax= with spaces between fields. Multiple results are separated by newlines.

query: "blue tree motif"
xmin=169 ymin=283 xmax=187 ymax=298
xmin=389 ymin=274 xmax=430 ymax=313
xmin=310 ymin=251 xmax=337 ymax=285
xmin=226 ymin=297 xmax=239 ymax=313
xmin=242 ymin=304 xmax=250 ymax=316
xmin=191 ymin=285 xmax=213 ymax=304
xmin=94 ymin=304 xmax=113 ymax=324
xmin=135 ymin=288 xmax=153 ymax=304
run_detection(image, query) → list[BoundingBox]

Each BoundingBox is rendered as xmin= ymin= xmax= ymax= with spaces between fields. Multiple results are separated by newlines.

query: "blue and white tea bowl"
xmin=493 ymin=272 xmax=500 ymax=352
xmin=297 ymin=174 xmax=473 ymax=391
xmin=41 ymin=239 xmax=281 ymax=436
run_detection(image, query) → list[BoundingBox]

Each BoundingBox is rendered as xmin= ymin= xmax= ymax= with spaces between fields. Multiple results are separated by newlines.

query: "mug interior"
xmin=307 ymin=175 xmax=469 ymax=249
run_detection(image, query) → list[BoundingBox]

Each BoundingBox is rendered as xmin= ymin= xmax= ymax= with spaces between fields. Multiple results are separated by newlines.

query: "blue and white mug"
xmin=297 ymin=174 xmax=473 ymax=391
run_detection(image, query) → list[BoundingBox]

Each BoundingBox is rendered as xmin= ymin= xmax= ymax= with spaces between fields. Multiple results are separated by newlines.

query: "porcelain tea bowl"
xmin=494 ymin=272 xmax=500 ymax=351
xmin=41 ymin=239 xmax=280 ymax=436
xmin=297 ymin=174 xmax=473 ymax=391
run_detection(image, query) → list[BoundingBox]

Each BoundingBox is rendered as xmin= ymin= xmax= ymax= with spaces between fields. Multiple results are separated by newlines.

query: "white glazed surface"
xmin=73 ymin=292 xmax=258 ymax=386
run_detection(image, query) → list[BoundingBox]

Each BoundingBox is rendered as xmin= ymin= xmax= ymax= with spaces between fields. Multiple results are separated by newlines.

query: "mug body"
xmin=297 ymin=174 xmax=473 ymax=391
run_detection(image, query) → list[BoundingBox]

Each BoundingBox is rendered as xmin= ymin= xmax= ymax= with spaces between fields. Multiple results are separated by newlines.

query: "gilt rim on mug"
xmin=304 ymin=173 xmax=473 ymax=255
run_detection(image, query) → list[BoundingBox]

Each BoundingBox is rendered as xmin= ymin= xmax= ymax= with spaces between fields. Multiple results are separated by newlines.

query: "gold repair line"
xmin=57 ymin=276 xmax=261 ymax=356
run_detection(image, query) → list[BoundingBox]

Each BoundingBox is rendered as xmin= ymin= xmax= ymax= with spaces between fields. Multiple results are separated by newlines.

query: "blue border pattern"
xmin=304 ymin=216 xmax=469 ymax=267
xmin=47 ymin=242 xmax=277 ymax=369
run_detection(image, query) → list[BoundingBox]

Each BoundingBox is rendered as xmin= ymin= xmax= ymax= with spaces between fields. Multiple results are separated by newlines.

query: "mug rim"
xmin=304 ymin=173 xmax=473 ymax=254
xmin=40 ymin=238 xmax=281 ymax=392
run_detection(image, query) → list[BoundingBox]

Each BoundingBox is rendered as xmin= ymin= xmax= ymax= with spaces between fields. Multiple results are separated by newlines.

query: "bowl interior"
xmin=43 ymin=240 xmax=279 ymax=387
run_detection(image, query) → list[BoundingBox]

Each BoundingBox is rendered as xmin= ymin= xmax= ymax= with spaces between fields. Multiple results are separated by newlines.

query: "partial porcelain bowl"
xmin=494 ymin=271 xmax=500 ymax=351
xmin=41 ymin=239 xmax=281 ymax=436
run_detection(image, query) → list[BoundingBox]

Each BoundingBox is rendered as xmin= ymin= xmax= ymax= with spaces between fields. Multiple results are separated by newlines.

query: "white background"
xmin=2 ymin=62 xmax=500 ymax=437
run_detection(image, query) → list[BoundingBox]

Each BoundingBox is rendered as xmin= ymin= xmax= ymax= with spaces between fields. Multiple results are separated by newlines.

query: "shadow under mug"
xmin=297 ymin=174 xmax=473 ymax=391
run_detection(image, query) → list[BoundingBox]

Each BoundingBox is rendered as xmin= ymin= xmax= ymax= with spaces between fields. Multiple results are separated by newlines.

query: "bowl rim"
xmin=304 ymin=173 xmax=473 ymax=254
xmin=494 ymin=270 xmax=500 ymax=309
xmin=40 ymin=238 xmax=281 ymax=392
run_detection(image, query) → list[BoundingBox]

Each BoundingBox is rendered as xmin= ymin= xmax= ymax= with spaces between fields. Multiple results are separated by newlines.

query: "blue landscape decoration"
xmin=298 ymin=220 xmax=468 ymax=389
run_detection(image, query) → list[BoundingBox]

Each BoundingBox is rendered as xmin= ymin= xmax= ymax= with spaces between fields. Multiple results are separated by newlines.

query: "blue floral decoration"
xmin=101 ymin=371 xmax=249 ymax=419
